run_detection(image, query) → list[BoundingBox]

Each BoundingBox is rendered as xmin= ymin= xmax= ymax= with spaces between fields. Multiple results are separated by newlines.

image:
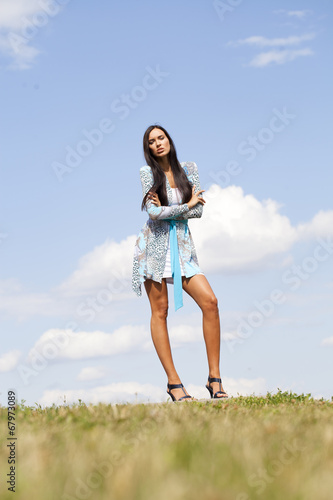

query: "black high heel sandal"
xmin=206 ymin=376 xmax=228 ymax=399
xmin=167 ymin=382 xmax=193 ymax=402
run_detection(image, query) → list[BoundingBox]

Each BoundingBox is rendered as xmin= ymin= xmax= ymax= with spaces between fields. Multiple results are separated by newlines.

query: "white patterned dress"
xmin=132 ymin=161 xmax=204 ymax=303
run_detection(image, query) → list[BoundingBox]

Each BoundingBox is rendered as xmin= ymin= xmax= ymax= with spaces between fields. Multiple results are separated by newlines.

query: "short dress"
xmin=132 ymin=161 xmax=205 ymax=312
xmin=163 ymin=187 xmax=204 ymax=284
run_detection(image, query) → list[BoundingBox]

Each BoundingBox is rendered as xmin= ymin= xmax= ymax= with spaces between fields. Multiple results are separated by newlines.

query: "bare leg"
xmin=144 ymin=278 xmax=195 ymax=401
xmin=182 ymin=274 xmax=228 ymax=397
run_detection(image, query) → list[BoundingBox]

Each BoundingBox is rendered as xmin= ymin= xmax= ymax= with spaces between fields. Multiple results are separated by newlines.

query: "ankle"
xmin=168 ymin=376 xmax=182 ymax=385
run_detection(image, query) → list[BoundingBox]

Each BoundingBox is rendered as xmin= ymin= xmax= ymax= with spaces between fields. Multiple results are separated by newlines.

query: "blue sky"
xmin=0 ymin=0 xmax=332 ymax=407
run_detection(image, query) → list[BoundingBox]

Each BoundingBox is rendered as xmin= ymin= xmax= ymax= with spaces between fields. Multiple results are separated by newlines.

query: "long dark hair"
xmin=141 ymin=124 xmax=193 ymax=212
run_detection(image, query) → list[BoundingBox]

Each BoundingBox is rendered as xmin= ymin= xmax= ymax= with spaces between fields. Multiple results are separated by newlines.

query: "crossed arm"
xmin=140 ymin=162 xmax=204 ymax=221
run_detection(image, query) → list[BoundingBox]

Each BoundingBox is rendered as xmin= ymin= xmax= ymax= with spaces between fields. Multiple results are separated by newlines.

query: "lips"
xmin=157 ymin=148 xmax=164 ymax=153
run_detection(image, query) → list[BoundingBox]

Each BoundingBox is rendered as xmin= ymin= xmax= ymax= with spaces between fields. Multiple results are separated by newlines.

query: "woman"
xmin=132 ymin=124 xmax=228 ymax=402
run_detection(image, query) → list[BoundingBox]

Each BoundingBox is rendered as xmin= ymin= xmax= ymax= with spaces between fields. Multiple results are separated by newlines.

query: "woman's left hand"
xmin=148 ymin=191 xmax=161 ymax=207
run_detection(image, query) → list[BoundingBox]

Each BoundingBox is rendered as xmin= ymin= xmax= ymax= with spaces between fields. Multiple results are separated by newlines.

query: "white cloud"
xmin=188 ymin=377 xmax=267 ymax=400
xmin=52 ymin=185 xmax=313 ymax=297
xmin=0 ymin=277 xmax=23 ymax=294
xmin=38 ymin=381 xmax=165 ymax=406
xmin=1 ymin=185 xmax=333 ymax=319
xmin=0 ymin=350 xmax=22 ymax=372
xmin=54 ymin=235 xmax=135 ymax=298
xmin=274 ymin=10 xmax=312 ymax=20
xmin=227 ymin=33 xmax=315 ymax=48
xmin=192 ymin=185 xmax=333 ymax=273
xmin=0 ymin=0 xmax=41 ymax=29
xmin=287 ymin=11 xmax=311 ymax=19
xmin=0 ymin=284 xmax=63 ymax=320
xmin=296 ymin=210 xmax=333 ymax=240
xmin=247 ymin=48 xmax=314 ymax=67
xmin=168 ymin=324 xmax=202 ymax=346
xmin=37 ymin=376 xmax=267 ymax=406
xmin=218 ymin=376 xmax=266 ymax=396
xmin=321 ymin=336 xmax=333 ymax=347
xmin=0 ymin=0 xmax=66 ymax=70
xmin=27 ymin=325 xmax=151 ymax=362
xmin=70 ymin=183 xmax=333 ymax=283
xmin=0 ymin=0 xmax=42 ymax=69
xmin=227 ymin=31 xmax=316 ymax=68
xmin=77 ymin=366 xmax=108 ymax=381
xmin=191 ymin=185 xmax=298 ymax=273
xmin=24 ymin=322 xmax=204 ymax=365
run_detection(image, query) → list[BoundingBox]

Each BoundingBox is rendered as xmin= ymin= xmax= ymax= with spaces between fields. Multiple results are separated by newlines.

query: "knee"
xmin=152 ymin=302 xmax=169 ymax=320
xmin=202 ymin=294 xmax=219 ymax=313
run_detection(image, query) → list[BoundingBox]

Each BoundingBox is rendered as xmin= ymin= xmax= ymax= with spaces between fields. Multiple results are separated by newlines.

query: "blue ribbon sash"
xmin=169 ymin=220 xmax=188 ymax=311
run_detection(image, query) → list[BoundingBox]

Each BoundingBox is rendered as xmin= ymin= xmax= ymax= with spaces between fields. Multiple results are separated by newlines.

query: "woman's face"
xmin=148 ymin=128 xmax=170 ymax=159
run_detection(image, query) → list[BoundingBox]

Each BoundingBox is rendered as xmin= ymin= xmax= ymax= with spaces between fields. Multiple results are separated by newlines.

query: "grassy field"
xmin=0 ymin=389 xmax=332 ymax=500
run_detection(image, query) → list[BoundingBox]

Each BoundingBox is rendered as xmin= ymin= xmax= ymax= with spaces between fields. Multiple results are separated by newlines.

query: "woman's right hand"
xmin=187 ymin=186 xmax=206 ymax=209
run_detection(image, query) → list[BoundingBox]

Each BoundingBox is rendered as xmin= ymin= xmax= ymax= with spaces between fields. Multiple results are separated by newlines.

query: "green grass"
xmin=1 ymin=389 xmax=332 ymax=500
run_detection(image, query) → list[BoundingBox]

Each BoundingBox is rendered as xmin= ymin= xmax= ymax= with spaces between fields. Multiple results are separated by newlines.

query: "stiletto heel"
xmin=167 ymin=382 xmax=193 ymax=402
xmin=205 ymin=376 xmax=228 ymax=399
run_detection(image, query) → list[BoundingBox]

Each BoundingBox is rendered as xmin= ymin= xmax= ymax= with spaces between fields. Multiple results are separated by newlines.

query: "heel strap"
xmin=167 ymin=382 xmax=191 ymax=400
xmin=167 ymin=382 xmax=184 ymax=390
xmin=167 ymin=382 xmax=186 ymax=397
xmin=208 ymin=376 xmax=222 ymax=383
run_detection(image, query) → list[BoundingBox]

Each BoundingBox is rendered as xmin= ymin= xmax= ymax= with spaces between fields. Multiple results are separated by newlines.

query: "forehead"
xmin=148 ymin=128 xmax=164 ymax=140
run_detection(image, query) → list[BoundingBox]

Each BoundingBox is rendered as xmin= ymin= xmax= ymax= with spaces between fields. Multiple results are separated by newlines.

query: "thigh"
xmin=144 ymin=278 xmax=169 ymax=312
xmin=181 ymin=274 xmax=217 ymax=310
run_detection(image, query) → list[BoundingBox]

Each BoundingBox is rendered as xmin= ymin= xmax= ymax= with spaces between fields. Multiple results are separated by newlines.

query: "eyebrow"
xmin=149 ymin=135 xmax=164 ymax=141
